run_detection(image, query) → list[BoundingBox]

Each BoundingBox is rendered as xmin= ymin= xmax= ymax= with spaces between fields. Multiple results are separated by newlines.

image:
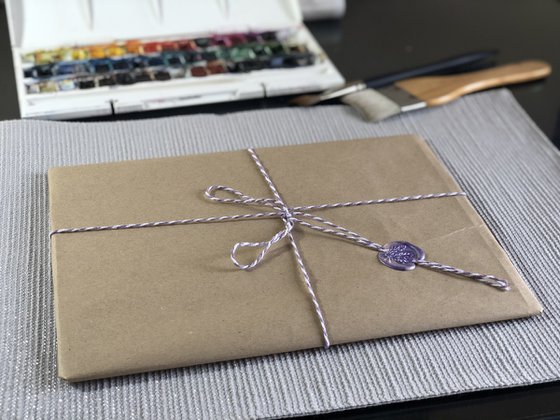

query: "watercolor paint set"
xmin=22 ymin=31 xmax=317 ymax=93
xmin=5 ymin=0 xmax=344 ymax=119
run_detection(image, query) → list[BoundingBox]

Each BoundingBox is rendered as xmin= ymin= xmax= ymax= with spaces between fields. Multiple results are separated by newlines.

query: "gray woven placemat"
xmin=1 ymin=89 xmax=559 ymax=419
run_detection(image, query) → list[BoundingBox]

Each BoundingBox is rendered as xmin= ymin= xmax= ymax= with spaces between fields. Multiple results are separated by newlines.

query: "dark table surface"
xmin=1 ymin=0 xmax=560 ymax=418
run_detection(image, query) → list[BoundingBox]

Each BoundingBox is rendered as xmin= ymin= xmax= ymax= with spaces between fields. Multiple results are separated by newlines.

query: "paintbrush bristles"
xmin=341 ymin=89 xmax=401 ymax=122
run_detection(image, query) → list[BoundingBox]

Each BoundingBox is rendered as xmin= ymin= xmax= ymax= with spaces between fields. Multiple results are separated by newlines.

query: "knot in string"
xmin=204 ymin=184 xmax=298 ymax=270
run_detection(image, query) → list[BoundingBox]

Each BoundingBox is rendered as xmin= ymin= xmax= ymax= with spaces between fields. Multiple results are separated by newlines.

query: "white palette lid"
xmin=6 ymin=0 xmax=302 ymax=51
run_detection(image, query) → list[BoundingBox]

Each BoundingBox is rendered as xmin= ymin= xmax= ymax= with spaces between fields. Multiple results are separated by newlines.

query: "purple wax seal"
xmin=378 ymin=241 xmax=425 ymax=271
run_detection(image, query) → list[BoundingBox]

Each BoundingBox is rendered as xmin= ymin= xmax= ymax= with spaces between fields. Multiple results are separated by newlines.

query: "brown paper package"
xmin=48 ymin=135 xmax=542 ymax=381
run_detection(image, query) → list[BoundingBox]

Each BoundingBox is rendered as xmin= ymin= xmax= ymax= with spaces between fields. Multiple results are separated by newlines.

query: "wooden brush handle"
xmin=395 ymin=60 xmax=551 ymax=107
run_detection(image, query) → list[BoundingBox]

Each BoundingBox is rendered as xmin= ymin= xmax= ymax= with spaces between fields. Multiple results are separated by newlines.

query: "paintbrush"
xmin=342 ymin=60 xmax=551 ymax=122
xmin=289 ymin=50 xmax=497 ymax=107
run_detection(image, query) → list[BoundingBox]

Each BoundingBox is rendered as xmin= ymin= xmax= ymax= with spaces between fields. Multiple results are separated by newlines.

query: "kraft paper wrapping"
xmin=48 ymin=135 xmax=542 ymax=381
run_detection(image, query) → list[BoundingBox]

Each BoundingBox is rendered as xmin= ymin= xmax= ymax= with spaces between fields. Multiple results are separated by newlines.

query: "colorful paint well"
xmin=88 ymin=45 xmax=108 ymax=59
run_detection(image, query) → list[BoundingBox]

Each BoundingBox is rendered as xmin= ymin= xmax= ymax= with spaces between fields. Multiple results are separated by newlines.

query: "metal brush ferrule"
xmin=319 ymin=81 xmax=368 ymax=102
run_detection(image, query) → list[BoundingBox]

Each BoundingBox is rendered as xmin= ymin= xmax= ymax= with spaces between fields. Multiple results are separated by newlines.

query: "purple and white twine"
xmin=50 ymin=148 xmax=511 ymax=348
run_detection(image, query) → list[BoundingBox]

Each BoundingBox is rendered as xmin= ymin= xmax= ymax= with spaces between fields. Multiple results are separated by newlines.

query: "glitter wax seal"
xmin=378 ymin=241 xmax=425 ymax=271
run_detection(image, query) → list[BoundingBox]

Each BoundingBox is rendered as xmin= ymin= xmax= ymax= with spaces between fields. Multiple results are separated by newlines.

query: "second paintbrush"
xmin=342 ymin=60 xmax=551 ymax=122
